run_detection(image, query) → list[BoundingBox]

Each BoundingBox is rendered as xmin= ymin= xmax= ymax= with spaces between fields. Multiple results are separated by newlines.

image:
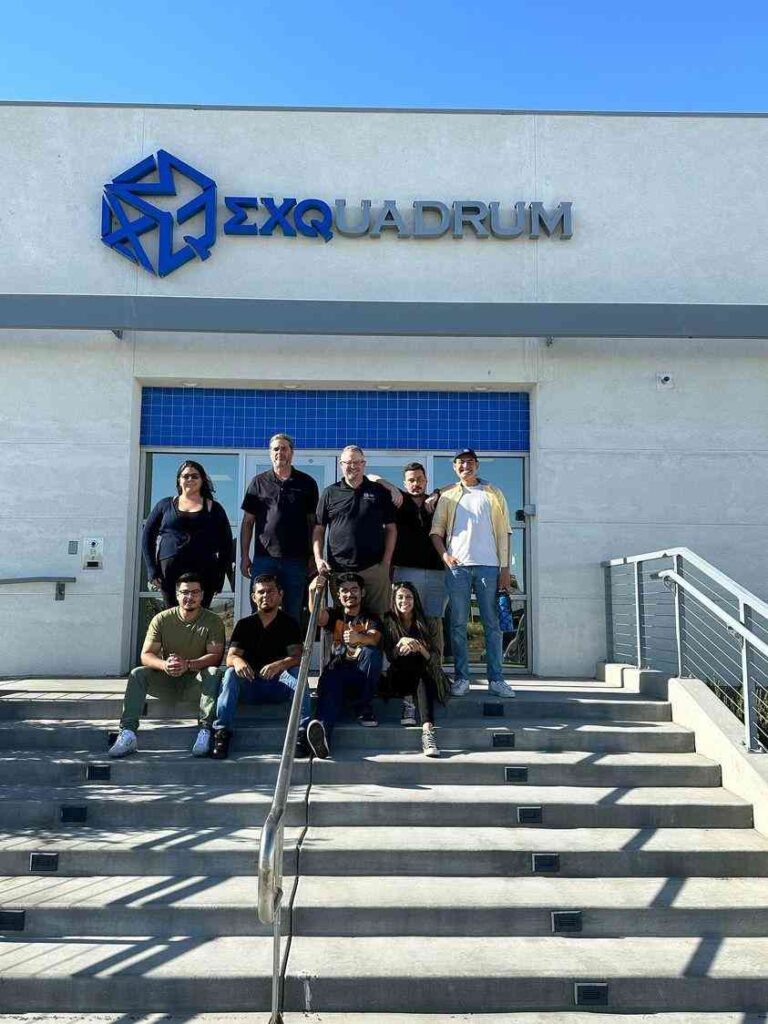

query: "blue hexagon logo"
xmin=101 ymin=150 xmax=217 ymax=277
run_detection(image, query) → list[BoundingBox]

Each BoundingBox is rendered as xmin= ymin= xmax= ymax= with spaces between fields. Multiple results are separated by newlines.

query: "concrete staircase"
xmin=1 ymin=676 xmax=768 ymax=1021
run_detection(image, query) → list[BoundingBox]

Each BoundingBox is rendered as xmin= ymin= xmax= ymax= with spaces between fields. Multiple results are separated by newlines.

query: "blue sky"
xmin=2 ymin=0 xmax=767 ymax=112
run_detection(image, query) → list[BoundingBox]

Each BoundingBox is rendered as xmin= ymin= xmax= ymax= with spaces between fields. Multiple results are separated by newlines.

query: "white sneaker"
xmin=192 ymin=727 xmax=212 ymax=757
xmin=488 ymin=679 xmax=516 ymax=698
xmin=400 ymin=697 xmax=418 ymax=726
xmin=422 ymin=726 xmax=440 ymax=758
xmin=450 ymin=678 xmax=471 ymax=697
xmin=108 ymin=729 xmax=137 ymax=759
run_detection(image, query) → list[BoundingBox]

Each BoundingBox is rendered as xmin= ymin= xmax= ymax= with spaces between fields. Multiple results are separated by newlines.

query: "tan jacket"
xmin=430 ymin=479 xmax=512 ymax=567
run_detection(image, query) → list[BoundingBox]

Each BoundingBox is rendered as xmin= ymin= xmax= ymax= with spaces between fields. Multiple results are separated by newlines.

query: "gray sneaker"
xmin=108 ymin=728 xmax=137 ymax=759
xmin=450 ymin=678 xmax=471 ymax=697
xmin=400 ymin=697 xmax=418 ymax=726
xmin=488 ymin=679 xmax=516 ymax=698
xmin=422 ymin=726 xmax=440 ymax=758
xmin=191 ymin=727 xmax=212 ymax=757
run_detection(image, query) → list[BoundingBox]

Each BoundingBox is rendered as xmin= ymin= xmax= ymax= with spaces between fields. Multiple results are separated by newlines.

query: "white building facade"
xmin=1 ymin=102 xmax=767 ymax=678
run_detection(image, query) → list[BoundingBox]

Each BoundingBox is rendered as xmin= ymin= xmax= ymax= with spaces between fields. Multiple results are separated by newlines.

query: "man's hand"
xmin=165 ymin=654 xmax=186 ymax=677
xmin=259 ymin=661 xmax=284 ymax=680
xmin=315 ymin=558 xmax=332 ymax=575
xmin=442 ymin=552 xmax=460 ymax=569
xmin=425 ymin=491 xmax=440 ymax=513
xmin=240 ymin=556 xmax=252 ymax=579
xmin=233 ymin=656 xmax=255 ymax=680
xmin=310 ymin=572 xmax=328 ymax=593
xmin=499 ymin=568 xmax=511 ymax=592
xmin=148 ymin=577 xmax=163 ymax=592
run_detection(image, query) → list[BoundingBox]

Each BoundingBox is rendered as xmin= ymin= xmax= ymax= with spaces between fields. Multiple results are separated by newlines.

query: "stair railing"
xmin=258 ymin=583 xmax=324 ymax=1024
xmin=603 ymin=547 xmax=767 ymax=752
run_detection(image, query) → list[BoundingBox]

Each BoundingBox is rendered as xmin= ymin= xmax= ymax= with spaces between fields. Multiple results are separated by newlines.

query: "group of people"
xmin=108 ymin=435 xmax=515 ymax=761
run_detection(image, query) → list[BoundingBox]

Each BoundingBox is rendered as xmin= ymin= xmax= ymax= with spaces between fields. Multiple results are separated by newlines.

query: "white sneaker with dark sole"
xmin=422 ymin=726 xmax=440 ymax=758
xmin=108 ymin=729 xmax=137 ymax=758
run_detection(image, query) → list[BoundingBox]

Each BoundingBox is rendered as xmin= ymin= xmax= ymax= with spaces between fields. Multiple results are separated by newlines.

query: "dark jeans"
xmin=388 ymin=653 xmax=438 ymax=725
xmin=315 ymin=646 xmax=383 ymax=738
xmin=159 ymin=557 xmax=217 ymax=608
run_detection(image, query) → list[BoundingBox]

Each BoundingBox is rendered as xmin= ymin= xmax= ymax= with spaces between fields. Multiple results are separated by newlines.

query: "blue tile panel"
xmin=140 ymin=388 xmax=529 ymax=451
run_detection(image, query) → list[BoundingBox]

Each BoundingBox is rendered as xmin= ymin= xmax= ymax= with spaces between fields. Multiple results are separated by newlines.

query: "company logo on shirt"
xmin=102 ymin=149 xmax=573 ymax=277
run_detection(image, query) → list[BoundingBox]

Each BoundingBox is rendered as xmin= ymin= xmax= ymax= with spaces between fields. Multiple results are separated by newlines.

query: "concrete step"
xmin=0 ymin=781 xmax=747 ymax=830
xmin=0 ymin=935 xmax=274 ymax=1012
xmin=0 ymin=827 xmax=300 ymax=876
xmin=0 ymin=748 xmax=721 ymax=788
xmin=0 ymin=1009 xmax=763 ymax=1024
xmin=282 ymin=935 xmax=768 ymax=1012
xmin=0 ymin=875 xmax=274 ymax=936
xmin=0 ymin=718 xmax=696 ymax=753
xmin=292 ymin=875 xmax=768 ymax=936
xmin=306 ymin=783 xmax=752 ymax=829
xmin=0 ymin=688 xmax=673 ymax=723
xmin=0 ymin=784 xmax=308 ymax=829
xmin=298 ymin=825 xmax=768 ymax=877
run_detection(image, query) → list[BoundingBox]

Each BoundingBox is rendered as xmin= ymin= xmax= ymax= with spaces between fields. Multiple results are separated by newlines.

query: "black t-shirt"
xmin=325 ymin=607 xmax=383 ymax=664
xmin=393 ymin=492 xmax=444 ymax=571
xmin=241 ymin=468 xmax=319 ymax=560
xmin=316 ymin=477 xmax=395 ymax=571
xmin=229 ymin=609 xmax=302 ymax=675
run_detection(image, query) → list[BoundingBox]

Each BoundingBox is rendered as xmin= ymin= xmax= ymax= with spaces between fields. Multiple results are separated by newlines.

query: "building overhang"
xmin=2 ymin=295 xmax=768 ymax=339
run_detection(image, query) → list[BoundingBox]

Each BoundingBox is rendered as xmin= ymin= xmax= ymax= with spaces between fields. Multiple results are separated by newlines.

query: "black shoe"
xmin=357 ymin=707 xmax=379 ymax=728
xmin=295 ymin=737 xmax=311 ymax=759
xmin=210 ymin=728 xmax=231 ymax=761
xmin=307 ymin=719 xmax=329 ymax=759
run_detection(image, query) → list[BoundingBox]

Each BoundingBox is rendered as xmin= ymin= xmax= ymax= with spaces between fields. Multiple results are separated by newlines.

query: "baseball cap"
xmin=453 ymin=448 xmax=478 ymax=462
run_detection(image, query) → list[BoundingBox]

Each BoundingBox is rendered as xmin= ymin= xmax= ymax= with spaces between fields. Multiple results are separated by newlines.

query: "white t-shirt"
xmin=447 ymin=485 xmax=499 ymax=566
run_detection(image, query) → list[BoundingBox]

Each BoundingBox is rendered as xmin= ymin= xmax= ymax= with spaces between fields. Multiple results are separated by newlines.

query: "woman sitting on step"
xmin=382 ymin=581 xmax=449 ymax=758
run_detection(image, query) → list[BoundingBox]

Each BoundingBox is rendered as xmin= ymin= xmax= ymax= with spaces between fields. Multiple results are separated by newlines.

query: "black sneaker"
xmin=357 ymin=708 xmax=379 ymax=728
xmin=210 ymin=728 xmax=231 ymax=761
xmin=307 ymin=719 xmax=330 ymax=759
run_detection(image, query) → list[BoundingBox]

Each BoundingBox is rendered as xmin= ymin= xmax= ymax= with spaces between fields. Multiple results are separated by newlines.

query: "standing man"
xmin=108 ymin=573 xmax=225 ymax=758
xmin=210 ymin=574 xmax=306 ymax=760
xmin=240 ymin=433 xmax=319 ymax=623
xmin=378 ymin=462 xmax=447 ymax=653
xmin=313 ymin=445 xmax=397 ymax=617
xmin=430 ymin=449 xmax=516 ymax=699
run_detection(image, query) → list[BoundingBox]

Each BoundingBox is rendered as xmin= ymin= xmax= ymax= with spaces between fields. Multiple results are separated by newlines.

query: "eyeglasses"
xmin=341 ymin=460 xmax=365 ymax=467
xmin=178 ymin=589 xmax=203 ymax=597
xmin=180 ymin=473 xmax=201 ymax=480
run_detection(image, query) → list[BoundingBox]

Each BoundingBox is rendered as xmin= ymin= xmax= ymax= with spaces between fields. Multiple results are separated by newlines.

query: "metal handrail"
xmin=0 ymin=576 xmax=77 ymax=600
xmin=604 ymin=546 xmax=768 ymax=622
xmin=258 ymin=588 xmax=324 ymax=1024
xmin=603 ymin=547 xmax=767 ymax=753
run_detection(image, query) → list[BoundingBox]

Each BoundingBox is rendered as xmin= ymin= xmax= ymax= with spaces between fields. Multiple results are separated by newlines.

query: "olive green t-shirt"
xmin=145 ymin=607 xmax=225 ymax=661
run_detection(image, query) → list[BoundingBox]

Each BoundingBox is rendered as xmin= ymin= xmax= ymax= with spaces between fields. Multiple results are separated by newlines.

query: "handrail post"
xmin=673 ymin=553 xmax=683 ymax=678
xmin=633 ymin=561 xmax=642 ymax=668
xmin=739 ymin=599 xmax=760 ymax=752
xmin=269 ymin=897 xmax=283 ymax=1024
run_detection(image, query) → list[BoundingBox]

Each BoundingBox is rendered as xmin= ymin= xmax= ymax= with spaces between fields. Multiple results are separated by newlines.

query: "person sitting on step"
xmin=108 ymin=573 xmax=224 ymax=759
xmin=209 ymin=574 xmax=306 ymax=760
xmin=382 ymin=580 xmax=449 ymax=758
xmin=305 ymin=572 xmax=383 ymax=759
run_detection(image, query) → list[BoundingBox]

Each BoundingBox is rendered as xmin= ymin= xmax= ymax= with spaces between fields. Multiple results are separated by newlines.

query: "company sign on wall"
xmin=102 ymin=150 xmax=574 ymax=277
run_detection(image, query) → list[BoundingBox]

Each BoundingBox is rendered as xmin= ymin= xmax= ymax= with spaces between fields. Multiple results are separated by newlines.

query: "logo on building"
xmin=102 ymin=149 xmax=573 ymax=277
xmin=101 ymin=150 xmax=217 ymax=277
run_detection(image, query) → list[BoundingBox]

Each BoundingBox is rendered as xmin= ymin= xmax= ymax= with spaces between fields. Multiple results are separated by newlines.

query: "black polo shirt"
xmin=393 ymin=491 xmax=444 ymax=571
xmin=316 ymin=477 xmax=395 ymax=571
xmin=229 ymin=609 xmax=302 ymax=675
xmin=241 ymin=468 xmax=319 ymax=560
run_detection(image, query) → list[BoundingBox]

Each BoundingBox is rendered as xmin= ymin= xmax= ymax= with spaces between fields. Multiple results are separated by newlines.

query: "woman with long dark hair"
xmin=382 ymin=580 xmax=449 ymax=757
xmin=142 ymin=460 xmax=233 ymax=608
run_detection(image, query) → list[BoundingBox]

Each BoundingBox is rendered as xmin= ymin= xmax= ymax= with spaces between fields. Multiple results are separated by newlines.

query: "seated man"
xmin=108 ymin=573 xmax=225 ymax=759
xmin=305 ymin=572 xmax=383 ymax=759
xmin=211 ymin=573 xmax=306 ymax=760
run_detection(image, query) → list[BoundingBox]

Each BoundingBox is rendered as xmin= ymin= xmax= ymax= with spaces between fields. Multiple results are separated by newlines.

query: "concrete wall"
xmin=2 ymin=104 xmax=768 ymax=676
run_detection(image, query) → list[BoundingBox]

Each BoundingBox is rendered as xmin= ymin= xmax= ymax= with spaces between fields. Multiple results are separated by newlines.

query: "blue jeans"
xmin=315 ymin=645 xmax=383 ymax=738
xmin=213 ymin=665 xmax=310 ymax=731
xmin=251 ymin=556 xmax=307 ymax=624
xmin=444 ymin=564 xmax=503 ymax=683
